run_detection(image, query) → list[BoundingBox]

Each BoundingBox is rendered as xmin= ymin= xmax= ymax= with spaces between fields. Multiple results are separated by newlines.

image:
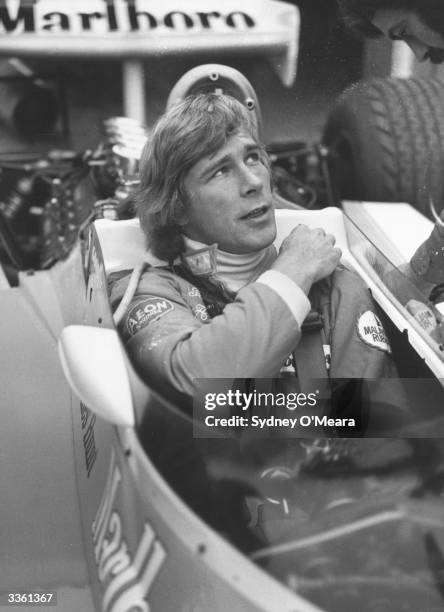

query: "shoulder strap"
xmin=293 ymin=311 xmax=329 ymax=393
xmin=113 ymin=262 xmax=148 ymax=325
xmin=172 ymin=263 xmax=236 ymax=319
xmin=292 ymin=276 xmax=334 ymax=392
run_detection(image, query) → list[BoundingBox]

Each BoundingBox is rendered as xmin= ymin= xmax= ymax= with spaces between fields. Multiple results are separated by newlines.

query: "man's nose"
xmin=408 ymin=39 xmax=431 ymax=62
xmin=239 ymin=165 xmax=263 ymax=194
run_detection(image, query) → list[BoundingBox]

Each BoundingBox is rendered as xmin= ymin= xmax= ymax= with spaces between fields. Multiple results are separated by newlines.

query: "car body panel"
xmin=0 ymin=248 xmax=94 ymax=611
xmin=72 ymin=422 xmax=322 ymax=612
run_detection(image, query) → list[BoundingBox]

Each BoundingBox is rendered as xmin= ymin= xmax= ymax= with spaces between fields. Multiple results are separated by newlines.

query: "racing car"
xmin=1 ymin=2 xmax=444 ymax=612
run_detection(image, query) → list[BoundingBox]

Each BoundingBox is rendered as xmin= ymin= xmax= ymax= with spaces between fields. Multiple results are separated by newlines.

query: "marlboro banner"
xmin=0 ymin=0 xmax=299 ymax=86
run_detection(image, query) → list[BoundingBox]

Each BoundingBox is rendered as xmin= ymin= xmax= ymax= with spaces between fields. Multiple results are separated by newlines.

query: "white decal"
xmin=406 ymin=299 xmax=437 ymax=333
xmin=188 ymin=286 xmax=201 ymax=298
xmin=92 ymin=451 xmax=166 ymax=612
xmin=357 ymin=311 xmax=391 ymax=354
xmin=193 ymin=303 xmax=209 ymax=322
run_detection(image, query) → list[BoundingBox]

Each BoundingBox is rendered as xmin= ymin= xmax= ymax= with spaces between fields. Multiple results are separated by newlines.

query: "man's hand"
xmin=271 ymin=224 xmax=342 ymax=294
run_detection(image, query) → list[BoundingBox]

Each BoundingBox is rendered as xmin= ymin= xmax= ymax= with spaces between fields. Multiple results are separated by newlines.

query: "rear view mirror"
xmin=58 ymin=325 xmax=135 ymax=427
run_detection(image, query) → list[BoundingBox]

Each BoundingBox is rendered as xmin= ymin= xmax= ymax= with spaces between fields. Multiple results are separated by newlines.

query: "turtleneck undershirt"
xmin=182 ymin=236 xmax=310 ymax=327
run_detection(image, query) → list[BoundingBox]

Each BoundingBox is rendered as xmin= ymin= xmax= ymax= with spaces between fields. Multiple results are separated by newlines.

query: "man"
xmin=337 ymin=0 xmax=444 ymax=63
xmin=110 ymin=93 xmax=407 ymax=429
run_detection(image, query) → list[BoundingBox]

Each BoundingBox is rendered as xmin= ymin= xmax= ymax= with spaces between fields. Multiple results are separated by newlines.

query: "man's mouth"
xmin=240 ymin=206 xmax=270 ymax=220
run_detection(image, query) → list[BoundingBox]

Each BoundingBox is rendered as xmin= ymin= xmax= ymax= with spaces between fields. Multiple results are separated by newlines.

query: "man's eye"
xmin=246 ymin=151 xmax=261 ymax=164
xmin=212 ymin=166 xmax=227 ymax=178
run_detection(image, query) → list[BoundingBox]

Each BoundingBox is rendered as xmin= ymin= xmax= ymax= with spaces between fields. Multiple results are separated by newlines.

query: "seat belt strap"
xmin=293 ymin=311 xmax=329 ymax=394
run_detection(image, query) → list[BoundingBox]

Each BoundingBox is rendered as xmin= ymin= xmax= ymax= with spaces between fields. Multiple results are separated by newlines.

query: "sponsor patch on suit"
xmin=126 ymin=297 xmax=174 ymax=336
xmin=357 ymin=311 xmax=391 ymax=353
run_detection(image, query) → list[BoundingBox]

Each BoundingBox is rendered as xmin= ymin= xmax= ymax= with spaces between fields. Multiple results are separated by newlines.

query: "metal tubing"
xmin=122 ymin=60 xmax=146 ymax=124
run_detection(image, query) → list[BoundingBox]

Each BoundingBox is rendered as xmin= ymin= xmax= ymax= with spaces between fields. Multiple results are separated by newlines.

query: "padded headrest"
xmin=94 ymin=207 xmax=350 ymax=275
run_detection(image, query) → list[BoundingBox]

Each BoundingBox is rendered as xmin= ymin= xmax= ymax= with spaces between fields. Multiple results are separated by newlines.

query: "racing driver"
xmin=337 ymin=0 xmax=444 ymax=63
xmin=111 ymin=93 xmax=409 ymax=426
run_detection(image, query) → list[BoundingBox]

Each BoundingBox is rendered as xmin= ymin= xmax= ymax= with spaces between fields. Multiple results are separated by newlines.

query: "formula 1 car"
xmin=1 ymin=3 xmax=444 ymax=612
xmin=3 ymin=64 xmax=444 ymax=612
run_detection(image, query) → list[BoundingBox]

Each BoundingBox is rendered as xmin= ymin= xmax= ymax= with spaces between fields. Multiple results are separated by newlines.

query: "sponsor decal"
xmin=85 ymin=234 xmax=107 ymax=297
xmin=192 ymin=303 xmax=209 ymax=322
xmin=92 ymin=450 xmax=166 ymax=612
xmin=357 ymin=311 xmax=391 ymax=353
xmin=80 ymin=403 xmax=98 ymax=477
xmin=406 ymin=299 xmax=437 ymax=333
xmin=126 ymin=297 xmax=174 ymax=336
xmin=0 ymin=1 xmax=255 ymax=35
xmin=187 ymin=286 xmax=201 ymax=298
xmin=82 ymin=225 xmax=93 ymax=284
xmin=182 ymin=244 xmax=217 ymax=276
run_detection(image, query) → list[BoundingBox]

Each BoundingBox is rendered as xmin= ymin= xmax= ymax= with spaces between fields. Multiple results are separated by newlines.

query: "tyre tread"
xmin=323 ymin=77 xmax=444 ymax=216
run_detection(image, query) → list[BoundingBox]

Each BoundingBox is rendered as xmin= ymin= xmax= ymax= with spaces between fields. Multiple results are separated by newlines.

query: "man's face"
xmin=182 ymin=132 xmax=276 ymax=254
xmin=372 ymin=9 xmax=444 ymax=63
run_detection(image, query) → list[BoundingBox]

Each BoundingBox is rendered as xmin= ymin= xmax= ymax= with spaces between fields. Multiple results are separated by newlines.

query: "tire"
xmin=322 ymin=77 xmax=444 ymax=218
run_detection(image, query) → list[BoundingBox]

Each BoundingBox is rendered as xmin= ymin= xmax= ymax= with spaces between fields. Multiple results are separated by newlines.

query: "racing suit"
xmin=110 ymin=248 xmax=439 ymax=570
xmin=110 ymin=243 xmax=409 ymax=426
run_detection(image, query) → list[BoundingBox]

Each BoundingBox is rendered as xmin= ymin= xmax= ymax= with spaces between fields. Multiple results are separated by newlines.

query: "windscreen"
xmin=343 ymin=203 xmax=444 ymax=364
